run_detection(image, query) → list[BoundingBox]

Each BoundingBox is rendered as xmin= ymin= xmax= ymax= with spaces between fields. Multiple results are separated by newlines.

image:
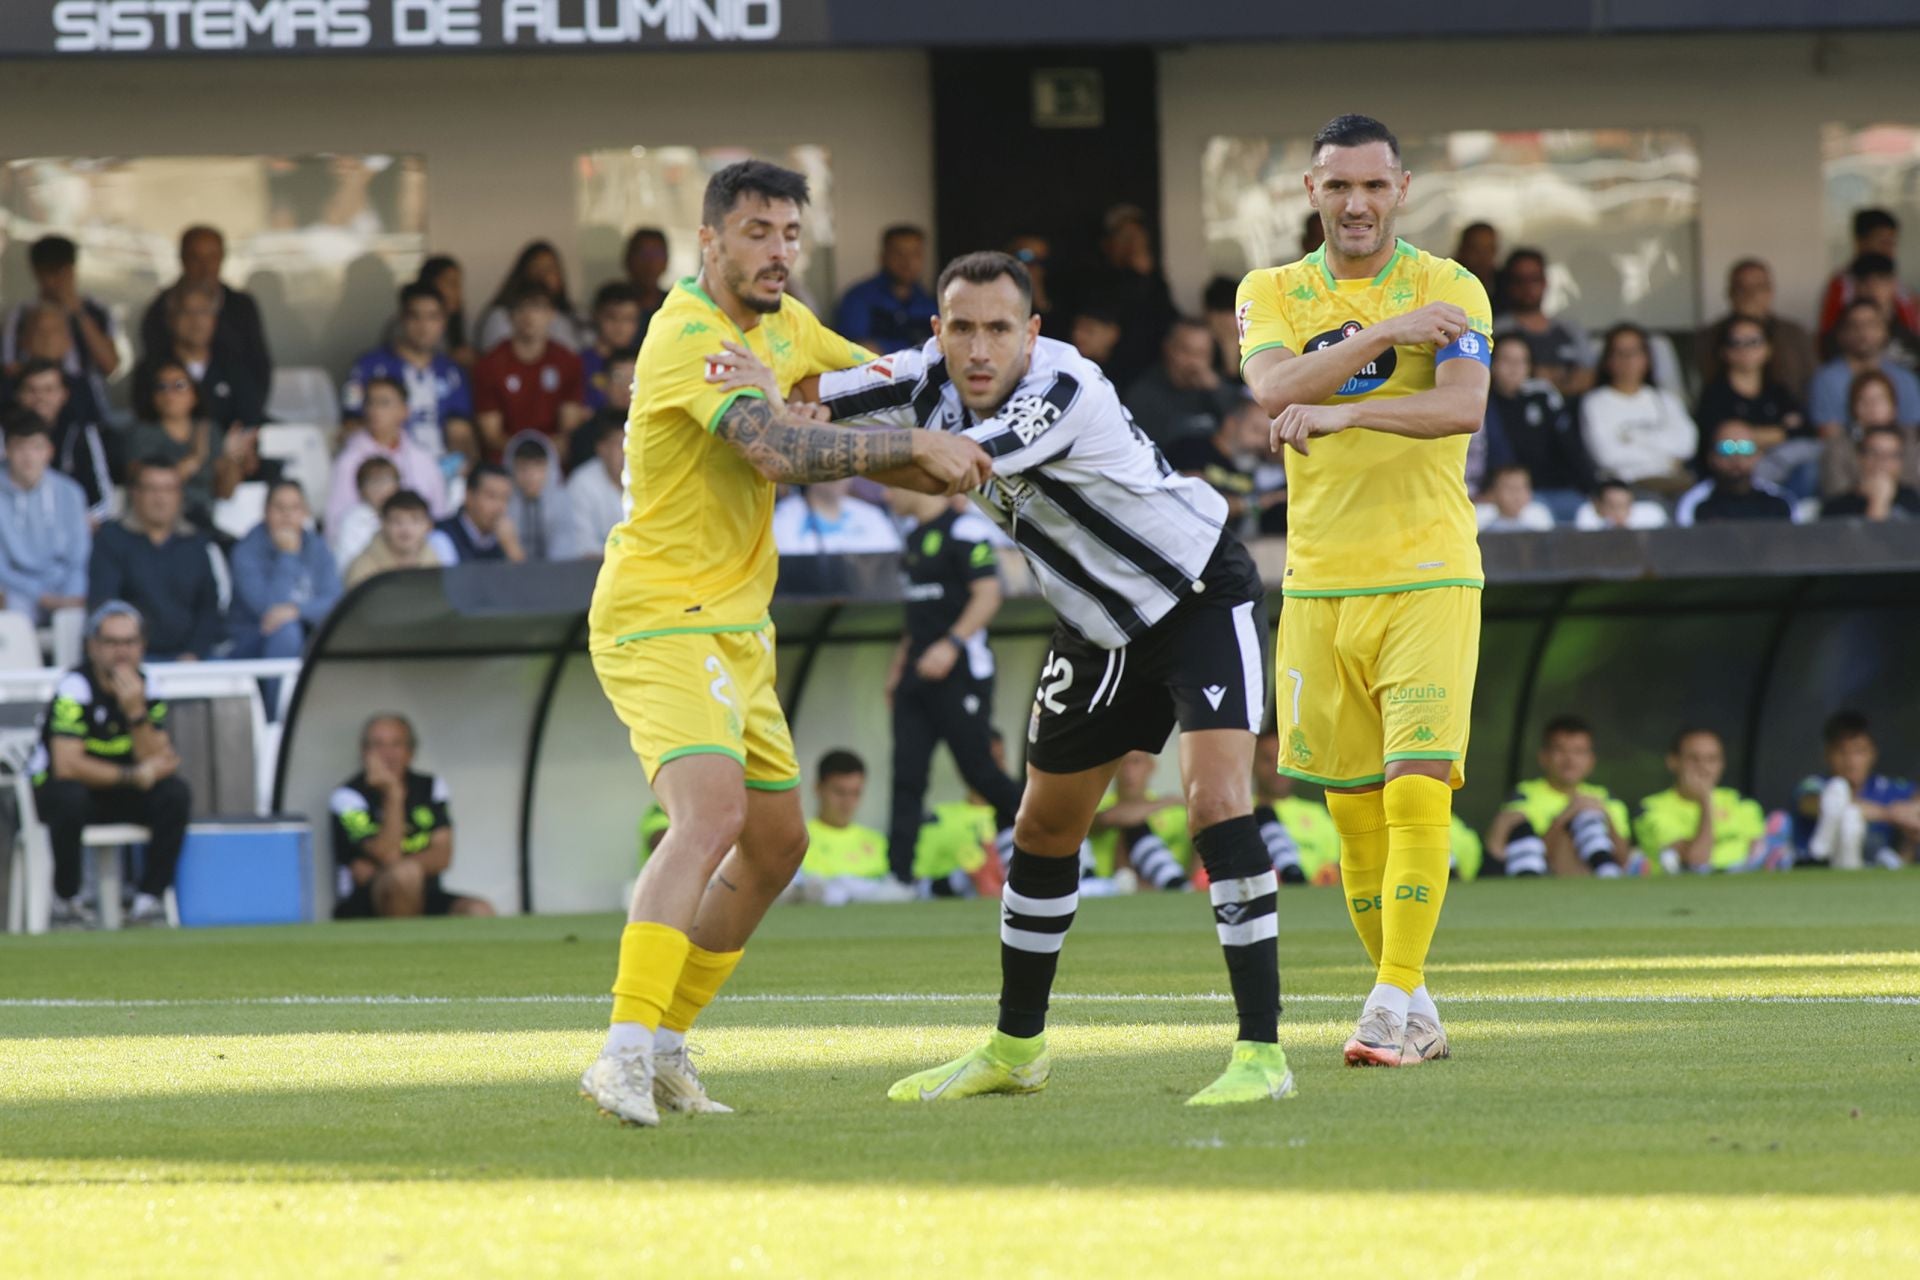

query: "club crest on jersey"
xmin=1306 ymin=321 xmax=1397 ymax=397
xmin=1000 ymin=393 xmax=1063 ymax=446
xmin=1235 ymin=299 xmax=1253 ymax=342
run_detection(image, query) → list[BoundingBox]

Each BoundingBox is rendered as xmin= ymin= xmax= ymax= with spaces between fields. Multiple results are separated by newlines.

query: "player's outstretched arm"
xmin=1244 ymin=302 xmax=1470 ymax=417
xmin=712 ymin=394 xmax=988 ymax=494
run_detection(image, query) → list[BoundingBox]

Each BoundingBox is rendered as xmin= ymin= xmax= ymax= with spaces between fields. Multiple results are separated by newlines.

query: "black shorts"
xmin=1026 ymin=536 xmax=1269 ymax=775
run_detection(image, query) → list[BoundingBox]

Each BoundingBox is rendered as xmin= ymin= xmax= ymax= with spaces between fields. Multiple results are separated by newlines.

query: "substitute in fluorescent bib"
xmin=1239 ymin=114 xmax=1493 ymax=1068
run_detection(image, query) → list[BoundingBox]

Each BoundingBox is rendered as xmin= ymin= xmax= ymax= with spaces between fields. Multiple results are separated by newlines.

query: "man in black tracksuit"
xmin=886 ymin=490 xmax=1025 ymax=889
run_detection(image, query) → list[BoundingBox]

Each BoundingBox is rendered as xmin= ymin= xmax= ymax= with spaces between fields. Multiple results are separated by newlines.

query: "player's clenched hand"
xmin=785 ymin=398 xmax=831 ymax=423
xmin=1270 ymin=402 xmax=1353 ymax=456
xmin=704 ymin=340 xmax=781 ymax=402
xmin=912 ymin=431 xmax=992 ymax=494
xmin=1380 ymin=302 xmax=1471 ymax=349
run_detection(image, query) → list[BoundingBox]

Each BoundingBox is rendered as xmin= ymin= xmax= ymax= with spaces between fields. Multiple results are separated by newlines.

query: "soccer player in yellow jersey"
xmin=1238 ymin=115 xmax=1493 ymax=1068
xmin=578 ymin=161 xmax=990 ymax=1126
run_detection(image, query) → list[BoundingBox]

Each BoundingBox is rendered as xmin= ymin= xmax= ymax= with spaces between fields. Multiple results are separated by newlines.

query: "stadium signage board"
xmin=33 ymin=1 xmax=823 ymax=55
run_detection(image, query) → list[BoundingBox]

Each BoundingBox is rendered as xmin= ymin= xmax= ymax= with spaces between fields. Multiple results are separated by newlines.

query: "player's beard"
xmin=1325 ymin=209 xmax=1394 ymax=262
xmin=721 ymin=255 xmax=787 ymax=314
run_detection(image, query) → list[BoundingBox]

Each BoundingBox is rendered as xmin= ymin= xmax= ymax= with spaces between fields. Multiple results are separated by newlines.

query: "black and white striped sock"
xmin=1253 ymin=804 xmax=1305 ymax=883
xmin=996 ymin=850 xmax=1081 ymax=1038
xmin=1194 ymin=815 xmax=1281 ymax=1044
xmin=1123 ymin=825 xmax=1188 ymax=890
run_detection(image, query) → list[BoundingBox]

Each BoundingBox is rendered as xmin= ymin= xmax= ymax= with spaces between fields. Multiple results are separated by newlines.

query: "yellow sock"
xmin=1378 ymin=774 xmax=1453 ymax=994
xmin=1326 ymin=789 xmax=1388 ymax=967
xmin=609 ymin=922 xmax=692 ymax=1031
xmin=662 ymin=944 xmax=745 ymax=1033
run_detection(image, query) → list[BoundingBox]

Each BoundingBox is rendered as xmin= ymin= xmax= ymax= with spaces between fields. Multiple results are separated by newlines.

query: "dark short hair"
xmin=935 ymin=251 xmax=1033 ymax=314
xmin=625 ymin=226 xmax=667 ymax=254
xmin=1202 ymin=275 xmax=1239 ymax=313
xmin=1860 ymin=425 xmax=1905 ymax=454
xmin=28 ymin=235 xmax=77 ymax=272
xmin=592 ymin=281 xmax=640 ymax=312
xmin=417 ymin=254 xmax=461 ymax=288
xmin=1491 ymin=330 xmax=1533 ymax=373
xmin=1841 ymin=297 xmax=1886 ymax=326
xmin=363 ymin=374 xmax=406 ymax=403
xmin=15 ymin=356 xmax=65 ymax=388
xmin=1823 ymin=709 xmax=1872 ymax=748
xmin=1311 ymin=114 xmax=1400 ymax=162
xmin=2 ymin=407 xmax=50 ymax=444
xmin=505 ymin=282 xmax=554 ymax=312
xmin=354 ymin=455 xmax=401 ymax=491
xmin=1542 ymin=714 xmax=1593 ymax=745
xmin=882 ymin=223 xmax=926 ymax=245
xmin=1490 ymin=464 xmax=1531 ymax=484
xmin=398 ymin=281 xmax=445 ymax=312
xmin=1166 ymin=314 xmax=1210 ymax=340
xmin=701 ymin=160 xmax=810 ymax=229
xmin=510 ymin=438 xmax=550 ymax=465
xmin=1457 ymin=220 xmax=1496 ymax=241
xmin=816 ymin=748 xmax=865 ymax=781
xmin=381 ymin=489 xmax=432 ymax=520
xmin=1594 ymin=478 xmax=1633 ymax=500
xmin=1849 ymin=252 xmax=1897 ymax=282
xmin=1728 ymin=256 xmax=1770 ymax=280
xmin=467 ymin=461 xmax=511 ymax=491
xmin=179 ymin=224 xmax=223 ymax=254
xmin=1853 ymin=208 xmax=1899 ymax=240
xmin=267 ymin=477 xmax=305 ymax=505
xmin=1504 ymin=248 xmax=1547 ymax=273
xmin=1669 ymin=726 xmax=1722 ymax=756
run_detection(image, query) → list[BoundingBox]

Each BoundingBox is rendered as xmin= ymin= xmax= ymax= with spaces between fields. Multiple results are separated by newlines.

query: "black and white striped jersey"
xmin=817 ymin=337 xmax=1229 ymax=649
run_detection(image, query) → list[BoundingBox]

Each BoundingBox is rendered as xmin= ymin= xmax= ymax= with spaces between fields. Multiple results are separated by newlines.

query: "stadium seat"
xmin=267 ymin=367 xmax=341 ymax=431
xmin=0 ymin=611 xmax=46 ymax=670
xmin=258 ymin=424 xmax=334 ymax=518
xmin=1 ymin=728 xmax=51 ymax=934
xmin=83 ymin=824 xmax=175 ymax=930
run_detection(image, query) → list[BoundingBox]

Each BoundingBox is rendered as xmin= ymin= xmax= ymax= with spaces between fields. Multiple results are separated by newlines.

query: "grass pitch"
xmin=3 ymin=874 xmax=1917 ymax=1279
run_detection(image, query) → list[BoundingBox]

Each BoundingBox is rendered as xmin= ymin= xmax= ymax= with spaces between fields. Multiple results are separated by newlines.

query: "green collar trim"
xmin=679 ymin=275 xmax=755 ymax=341
xmin=1310 ymin=238 xmax=1416 ymax=288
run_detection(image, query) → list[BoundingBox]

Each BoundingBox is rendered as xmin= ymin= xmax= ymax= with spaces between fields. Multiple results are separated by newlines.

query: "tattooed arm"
xmin=713 ymin=394 xmax=990 ymax=494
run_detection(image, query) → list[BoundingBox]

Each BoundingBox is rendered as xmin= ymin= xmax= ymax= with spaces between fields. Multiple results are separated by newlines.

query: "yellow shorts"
xmin=1273 ymin=586 xmax=1480 ymax=790
xmin=590 ymin=624 xmax=799 ymax=790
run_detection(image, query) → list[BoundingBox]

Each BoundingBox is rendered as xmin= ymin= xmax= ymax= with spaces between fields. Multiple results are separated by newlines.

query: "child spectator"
xmin=472 ymin=286 xmax=589 ymax=458
xmin=505 ymin=434 xmax=583 ymax=561
xmin=0 ymin=410 xmax=91 ymax=625
xmin=1634 ymin=728 xmax=1779 ymax=874
xmin=226 ymin=479 xmax=341 ymax=660
xmin=346 ymin=490 xmax=441 ymax=588
xmin=10 ymin=357 xmax=111 ymax=525
xmin=1819 ymin=369 xmax=1920 ymax=500
xmin=1485 ymin=715 xmax=1637 ymax=877
xmin=1793 ymin=711 xmax=1919 ymax=870
xmin=1821 ymin=427 xmax=1920 ymax=520
xmin=1572 ymin=479 xmax=1669 ymax=531
xmin=343 ymin=282 xmax=476 ymax=461
xmin=327 ymin=376 xmax=448 ymax=531
xmin=330 ymin=456 xmax=400 ymax=569
xmin=792 ymin=750 xmax=912 ymax=905
xmin=580 ymin=283 xmax=642 ymax=411
xmin=0 ymin=235 xmax=120 ymax=417
xmin=430 ymin=463 xmax=523 ymax=565
xmin=1476 ymin=465 xmax=1554 ymax=532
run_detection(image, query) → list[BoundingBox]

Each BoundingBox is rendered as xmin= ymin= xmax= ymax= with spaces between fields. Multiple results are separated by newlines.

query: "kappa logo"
xmin=1000 ymin=393 xmax=1064 ymax=446
xmin=1411 ymin=726 xmax=1438 ymax=744
xmin=1202 ymin=684 xmax=1227 ymax=710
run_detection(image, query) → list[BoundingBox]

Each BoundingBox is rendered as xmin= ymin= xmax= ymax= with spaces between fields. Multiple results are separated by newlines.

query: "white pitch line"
xmin=0 ymin=992 xmax=1915 ymax=1010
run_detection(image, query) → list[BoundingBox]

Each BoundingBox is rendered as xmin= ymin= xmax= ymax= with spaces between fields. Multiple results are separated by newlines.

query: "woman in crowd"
xmin=1579 ymin=322 xmax=1698 ymax=494
xmin=475 ymin=241 xmax=584 ymax=352
xmin=126 ymin=356 xmax=249 ymax=535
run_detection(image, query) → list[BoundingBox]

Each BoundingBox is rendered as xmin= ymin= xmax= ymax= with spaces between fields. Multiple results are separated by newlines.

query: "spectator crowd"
xmin=8 ymin=201 xmax=1918 ymax=930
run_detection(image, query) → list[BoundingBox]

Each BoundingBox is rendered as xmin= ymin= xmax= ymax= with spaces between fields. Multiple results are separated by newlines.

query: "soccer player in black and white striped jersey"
xmin=709 ymin=251 xmax=1296 ymax=1106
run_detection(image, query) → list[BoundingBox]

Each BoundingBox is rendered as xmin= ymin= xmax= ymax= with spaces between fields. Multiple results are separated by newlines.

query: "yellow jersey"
xmin=1237 ymin=240 xmax=1492 ymax=596
xmin=588 ymin=277 xmax=874 ymax=645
